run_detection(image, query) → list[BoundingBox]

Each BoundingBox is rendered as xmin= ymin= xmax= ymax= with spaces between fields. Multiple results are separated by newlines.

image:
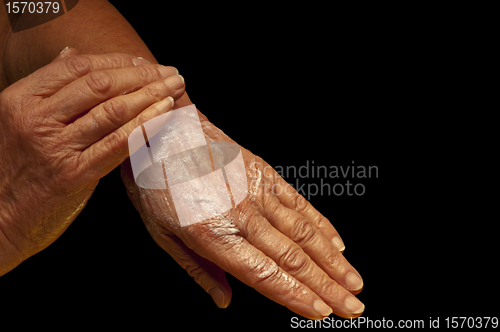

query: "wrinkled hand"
xmin=121 ymin=108 xmax=364 ymax=320
xmin=0 ymin=48 xmax=185 ymax=275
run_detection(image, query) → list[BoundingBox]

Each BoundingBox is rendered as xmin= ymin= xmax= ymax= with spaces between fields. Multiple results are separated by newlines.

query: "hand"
xmin=121 ymin=108 xmax=364 ymax=320
xmin=0 ymin=48 xmax=185 ymax=275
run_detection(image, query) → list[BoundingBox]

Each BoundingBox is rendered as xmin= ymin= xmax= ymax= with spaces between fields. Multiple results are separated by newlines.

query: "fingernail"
xmin=164 ymin=75 xmax=184 ymax=90
xmin=344 ymin=295 xmax=364 ymax=315
xmin=60 ymin=46 xmax=70 ymax=54
xmin=209 ymin=287 xmax=226 ymax=308
xmin=313 ymin=299 xmax=332 ymax=318
xmin=157 ymin=65 xmax=177 ymax=79
xmin=345 ymin=272 xmax=363 ymax=291
xmin=332 ymin=236 xmax=345 ymax=252
xmin=154 ymin=96 xmax=174 ymax=112
xmin=132 ymin=57 xmax=150 ymax=66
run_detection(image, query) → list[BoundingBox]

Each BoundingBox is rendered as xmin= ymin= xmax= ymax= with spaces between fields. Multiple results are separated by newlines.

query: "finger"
xmin=149 ymin=224 xmax=232 ymax=309
xmin=65 ymin=74 xmax=185 ymax=149
xmin=26 ymin=52 xmax=143 ymax=97
xmin=120 ymin=161 xmax=232 ymax=309
xmin=46 ymin=64 xmax=179 ymax=124
xmin=55 ymin=47 xmax=80 ymax=60
xmin=272 ymin=171 xmax=346 ymax=252
xmin=78 ymin=94 xmax=178 ymax=181
xmin=239 ymin=211 xmax=364 ymax=318
xmin=263 ymin=193 xmax=364 ymax=294
xmin=182 ymin=219 xmax=334 ymax=321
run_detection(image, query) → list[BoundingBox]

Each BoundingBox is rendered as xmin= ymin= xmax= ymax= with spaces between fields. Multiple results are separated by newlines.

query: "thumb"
xmin=120 ymin=160 xmax=233 ymax=308
xmin=151 ymin=226 xmax=233 ymax=309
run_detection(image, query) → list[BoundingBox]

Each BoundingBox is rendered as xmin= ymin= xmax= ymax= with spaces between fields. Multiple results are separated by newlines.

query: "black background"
xmin=1 ymin=2 xmax=497 ymax=330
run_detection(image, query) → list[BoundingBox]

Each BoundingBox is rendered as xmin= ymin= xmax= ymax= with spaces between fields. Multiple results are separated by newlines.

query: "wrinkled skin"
xmin=121 ymin=106 xmax=365 ymax=320
xmin=0 ymin=49 xmax=185 ymax=275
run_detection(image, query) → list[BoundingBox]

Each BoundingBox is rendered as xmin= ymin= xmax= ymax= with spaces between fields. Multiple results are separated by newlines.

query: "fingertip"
xmin=345 ymin=272 xmax=364 ymax=292
xmin=331 ymin=235 xmax=345 ymax=252
xmin=60 ymin=46 xmax=71 ymax=55
xmin=55 ymin=47 xmax=79 ymax=60
xmin=208 ymin=287 xmax=232 ymax=309
xmin=344 ymin=295 xmax=365 ymax=317
xmin=132 ymin=57 xmax=151 ymax=66
xmin=207 ymin=271 xmax=233 ymax=309
xmin=313 ymin=299 xmax=333 ymax=318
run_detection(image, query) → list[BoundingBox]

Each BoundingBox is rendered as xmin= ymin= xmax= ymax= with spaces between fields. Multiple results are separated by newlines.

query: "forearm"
xmin=1 ymin=0 xmax=158 ymax=89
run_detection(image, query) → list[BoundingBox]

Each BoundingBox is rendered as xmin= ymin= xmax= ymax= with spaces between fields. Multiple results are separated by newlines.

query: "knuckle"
xmin=324 ymin=250 xmax=342 ymax=268
xmin=143 ymin=82 xmax=167 ymax=100
xmin=248 ymin=256 xmax=280 ymax=288
xmin=238 ymin=215 xmax=260 ymax=241
xmin=85 ymin=71 xmax=113 ymax=97
xmin=185 ymin=264 xmax=205 ymax=282
xmin=135 ymin=64 xmax=160 ymax=84
xmin=105 ymin=131 xmax=125 ymax=156
xmin=294 ymin=194 xmax=309 ymax=213
xmin=321 ymin=281 xmax=343 ymax=301
xmin=65 ymin=55 xmax=92 ymax=78
xmin=186 ymin=216 xmax=242 ymax=250
xmin=291 ymin=218 xmax=316 ymax=246
xmin=280 ymin=245 xmax=309 ymax=275
xmin=102 ymin=98 xmax=126 ymax=126
xmin=316 ymin=216 xmax=329 ymax=229
xmin=108 ymin=54 xmax=131 ymax=68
